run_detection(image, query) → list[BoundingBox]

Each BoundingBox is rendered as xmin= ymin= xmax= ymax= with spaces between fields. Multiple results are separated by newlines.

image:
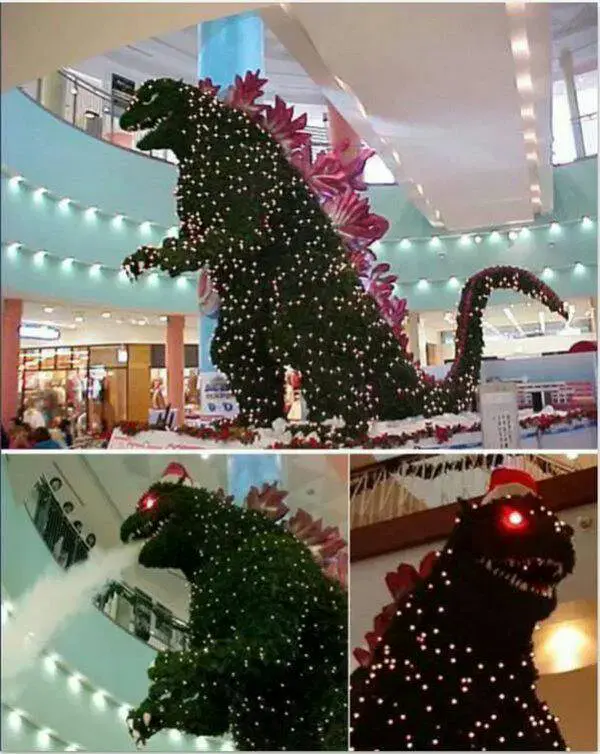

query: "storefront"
xmin=18 ymin=343 xmax=206 ymax=432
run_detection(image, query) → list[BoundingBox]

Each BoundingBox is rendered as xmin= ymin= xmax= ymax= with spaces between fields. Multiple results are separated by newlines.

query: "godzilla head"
xmin=119 ymin=463 xmax=200 ymax=569
xmin=448 ymin=468 xmax=575 ymax=622
xmin=120 ymin=78 xmax=197 ymax=152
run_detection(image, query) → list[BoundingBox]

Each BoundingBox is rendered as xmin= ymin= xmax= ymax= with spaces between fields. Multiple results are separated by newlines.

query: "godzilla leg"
xmin=213 ymin=312 xmax=285 ymax=426
xmin=126 ymin=651 xmax=231 ymax=746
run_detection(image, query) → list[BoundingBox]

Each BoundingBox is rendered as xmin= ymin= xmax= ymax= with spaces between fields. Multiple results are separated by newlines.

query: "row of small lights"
xmin=3 ymin=169 xmax=596 ymax=251
xmin=3 ymin=240 xmax=192 ymax=286
xmin=3 ymin=240 xmax=591 ymax=297
xmin=506 ymin=0 xmax=544 ymax=213
xmin=384 ymin=216 xmax=595 ymax=247
xmin=38 ymin=305 xmax=168 ymax=327
xmin=1 ymin=599 xmax=222 ymax=752
xmin=4 ymin=171 xmax=178 ymax=240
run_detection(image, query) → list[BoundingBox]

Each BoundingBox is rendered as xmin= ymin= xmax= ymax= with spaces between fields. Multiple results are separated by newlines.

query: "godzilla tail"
xmin=410 ymin=266 xmax=568 ymax=417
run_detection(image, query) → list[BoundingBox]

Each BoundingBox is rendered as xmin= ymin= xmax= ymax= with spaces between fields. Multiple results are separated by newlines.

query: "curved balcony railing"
xmin=23 ymin=475 xmax=189 ymax=652
xmin=20 ymin=69 xmax=333 ymax=168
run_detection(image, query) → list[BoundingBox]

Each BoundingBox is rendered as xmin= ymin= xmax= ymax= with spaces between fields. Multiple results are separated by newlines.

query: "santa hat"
xmin=160 ymin=462 xmax=194 ymax=487
xmin=481 ymin=467 xmax=539 ymax=505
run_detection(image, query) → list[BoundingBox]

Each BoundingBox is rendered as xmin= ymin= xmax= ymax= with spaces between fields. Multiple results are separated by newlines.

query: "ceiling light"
xmin=520 ymin=105 xmax=535 ymax=120
xmin=34 ymin=187 xmax=48 ymax=198
xmin=6 ymin=242 xmax=21 ymax=258
xmin=167 ymin=226 xmax=178 ymax=237
xmin=169 ymin=730 xmax=182 ymax=742
xmin=508 ymin=230 xmax=519 ymax=241
xmin=430 ymin=237 xmax=441 ymax=248
xmin=85 ymin=207 xmax=98 ymax=217
xmin=530 ymin=183 xmax=541 ymax=194
xmin=68 ymin=674 xmax=81 ymax=693
xmin=37 ymin=729 xmax=52 ymax=747
xmin=523 ymin=129 xmax=537 ymax=143
xmin=511 ymin=35 xmax=530 ymax=58
xmin=138 ymin=319 xmax=147 ymax=326
xmin=417 ymin=278 xmax=430 ymax=290
xmin=520 ymin=228 xmax=531 ymax=237
xmin=581 ymin=216 xmax=593 ymax=227
xmin=504 ymin=307 xmax=525 ymax=336
xmin=550 ymin=222 xmax=560 ymax=233
xmin=116 ymin=318 xmax=123 ymax=325
xmin=61 ymin=257 xmax=74 ymax=268
xmin=93 ymin=690 xmax=107 ymax=708
xmin=490 ymin=231 xmax=501 ymax=242
xmin=573 ymin=262 xmax=586 ymax=275
xmin=113 ymin=214 xmax=124 ymax=224
xmin=542 ymin=267 xmax=554 ymax=280
xmin=448 ymin=276 xmax=460 ymax=288
xmin=34 ymin=250 xmax=47 ymax=264
xmin=101 ymin=311 xmax=111 ymax=319
xmin=526 ymin=151 xmax=538 ymax=162
xmin=415 ymin=184 xmax=424 ymax=196
xmin=140 ymin=221 xmax=151 ymax=232
xmin=59 ymin=197 xmax=71 ymax=208
xmin=74 ymin=316 xmax=84 ymax=323
xmin=43 ymin=306 xmax=54 ymax=314
xmin=474 ymin=235 xmax=483 ymax=244
xmin=90 ymin=263 xmax=102 ymax=276
xmin=177 ymin=277 xmax=188 ymax=288
xmin=8 ymin=709 xmax=22 ymax=731
xmin=9 ymin=175 xmax=24 ymax=186
xmin=201 ymin=453 xmax=210 ymax=460
xmin=159 ymin=315 xmax=168 ymax=322
xmin=516 ymin=73 xmax=533 ymax=93
xmin=460 ymin=234 xmax=471 ymax=246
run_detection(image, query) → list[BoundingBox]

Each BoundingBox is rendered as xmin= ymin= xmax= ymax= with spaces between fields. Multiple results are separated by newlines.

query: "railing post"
xmin=559 ymin=47 xmax=586 ymax=159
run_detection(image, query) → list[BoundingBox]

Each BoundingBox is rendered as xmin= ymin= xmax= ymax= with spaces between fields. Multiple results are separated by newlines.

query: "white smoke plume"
xmin=1 ymin=543 xmax=142 ymax=688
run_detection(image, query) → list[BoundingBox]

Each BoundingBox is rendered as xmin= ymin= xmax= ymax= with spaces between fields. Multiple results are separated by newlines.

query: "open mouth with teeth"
xmin=477 ymin=556 xmax=565 ymax=599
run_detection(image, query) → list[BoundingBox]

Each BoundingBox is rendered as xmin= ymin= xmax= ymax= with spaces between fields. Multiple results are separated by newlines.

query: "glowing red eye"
xmin=138 ymin=494 xmax=156 ymax=511
xmin=144 ymin=497 xmax=156 ymax=510
xmin=501 ymin=507 xmax=527 ymax=531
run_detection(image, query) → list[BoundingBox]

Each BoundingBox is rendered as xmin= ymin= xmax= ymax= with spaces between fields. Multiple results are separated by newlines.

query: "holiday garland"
xmin=115 ymin=407 xmax=596 ymax=449
xmin=350 ymin=478 xmax=575 ymax=750
xmin=120 ymin=72 xmax=567 ymax=427
xmin=120 ymin=469 xmax=347 ymax=751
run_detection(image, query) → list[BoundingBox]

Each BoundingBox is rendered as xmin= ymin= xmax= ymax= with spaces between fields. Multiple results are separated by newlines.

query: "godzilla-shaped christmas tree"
xmin=350 ymin=468 xmax=575 ymax=751
xmin=120 ymin=463 xmax=348 ymax=751
xmin=120 ymin=72 xmax=567 ymax=428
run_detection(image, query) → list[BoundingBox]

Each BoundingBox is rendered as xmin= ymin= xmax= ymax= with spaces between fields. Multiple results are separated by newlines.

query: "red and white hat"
xmin=160 ymin=462 xmax=194 ymax=487
xmin=481 ymin=467 xmax=539 ymax=505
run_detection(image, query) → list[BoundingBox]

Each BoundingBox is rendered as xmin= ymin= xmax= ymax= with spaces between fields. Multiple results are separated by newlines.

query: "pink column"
xmin=2 ymin=298 xmax=23 ymax=427
xmin=166 ymin=315 xmax=185 ymax=427
xmin=327 ymin=103 xmax=362 ymax=163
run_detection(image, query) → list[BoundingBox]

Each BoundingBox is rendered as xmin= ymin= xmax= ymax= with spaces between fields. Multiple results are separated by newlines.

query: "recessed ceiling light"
xmin=159 ymin=315 xmax=168 ymax=322
xmin=101 ymin=311 xmax=111 ymax=319
xmin=523 ymin=130 xmax=537 ymax=143
xmin=511 ymin=35 xmax=530 ymax=59
xmin=43 ymin=306 xmax=54 ymax=314
xmin=74 ymin=316 xmax=84 ymax=323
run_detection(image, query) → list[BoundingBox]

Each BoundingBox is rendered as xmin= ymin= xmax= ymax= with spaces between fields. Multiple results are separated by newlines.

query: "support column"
xmin=227 ymin=454 xmax=282 ymax=504
xmin=40 ymin=72 xmax=68 ymax=120
xmin=197 ymin=12 xmax=264 ymax=375
xmin=327 ymin=103 xmax=362 ymax=163
xmin=166 ymin=315 xmax=185 ymax=427
xmin=405 ymin=311 xmax=421 ymax=363
xmin=2 ymin=298 xmax=23 ymax=427
xmin=559 ymin=48 xmax=585 ymax=159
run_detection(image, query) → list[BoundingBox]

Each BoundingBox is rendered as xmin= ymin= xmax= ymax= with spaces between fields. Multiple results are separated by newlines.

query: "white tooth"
xmin=143 ymin=712 xmax=151 ymax=726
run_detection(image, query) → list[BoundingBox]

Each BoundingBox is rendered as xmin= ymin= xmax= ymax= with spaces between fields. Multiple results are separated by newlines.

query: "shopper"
xmin=30 ymin=427 xmax=63 ymax=450
xmin=8 ymin=421 xmax=32 ymax=449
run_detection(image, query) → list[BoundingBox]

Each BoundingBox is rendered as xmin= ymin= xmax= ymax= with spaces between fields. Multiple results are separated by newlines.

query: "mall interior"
xmin=1 ymin=452 xmax=349 ymax=751
xmin=0 ymin=3 xmax=597 ymax=450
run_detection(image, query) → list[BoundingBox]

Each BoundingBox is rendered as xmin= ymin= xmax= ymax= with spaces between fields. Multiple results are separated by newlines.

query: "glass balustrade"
xmin=23 ymin=475 xmax=189 ymax=652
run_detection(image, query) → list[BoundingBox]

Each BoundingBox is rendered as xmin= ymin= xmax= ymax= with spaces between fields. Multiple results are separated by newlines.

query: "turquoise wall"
xmin=0 ymin=457 xmax=212 ymax=752
xmin=1 ymin=89 xmax=597 ymax=314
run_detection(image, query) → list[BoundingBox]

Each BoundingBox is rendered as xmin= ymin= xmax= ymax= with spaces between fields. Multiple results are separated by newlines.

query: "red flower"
xmin=225 ymin=70 xmax=267 ymax=117
xmin=262 ymin=96 xmax=311 ymax=154
xmin=197 ymin=77 xmax=220 ymax=97
xmin=323 ymin=189 xmax=389 ymax=247
xmin=245 ymin=482 xmax=289 ymax=521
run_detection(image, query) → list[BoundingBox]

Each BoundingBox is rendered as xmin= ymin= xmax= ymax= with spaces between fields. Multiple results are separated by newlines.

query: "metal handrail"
xmin=23 ymin=475 xmax=189 ymax=652
xmin=21 ymin=68 xmax=334 ymax=168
